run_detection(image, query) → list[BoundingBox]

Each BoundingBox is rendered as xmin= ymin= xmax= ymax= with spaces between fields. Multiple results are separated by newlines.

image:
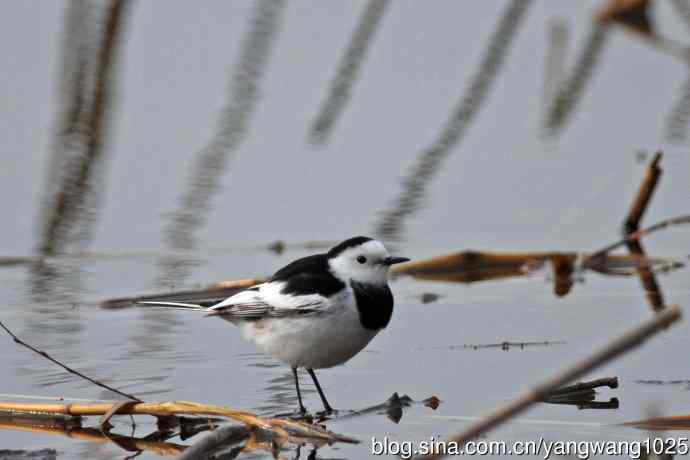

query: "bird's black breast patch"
xmin=351 ymin=282 xmax=393 ymax=330
xmin=272 ymin=254 xmax=345 ymax=297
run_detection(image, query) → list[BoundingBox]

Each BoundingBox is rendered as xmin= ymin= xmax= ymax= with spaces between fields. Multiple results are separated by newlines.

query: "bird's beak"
xmin=383 ymin=256 xmax=410 ymax=265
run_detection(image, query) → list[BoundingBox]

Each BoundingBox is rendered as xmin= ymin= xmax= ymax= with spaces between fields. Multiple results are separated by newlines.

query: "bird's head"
xmin=327 ymin=236 xmax=409 ymax=285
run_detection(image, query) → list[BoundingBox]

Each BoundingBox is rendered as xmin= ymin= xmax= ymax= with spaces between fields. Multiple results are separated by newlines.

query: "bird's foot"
xmin=272 ymin=406 xmax=310 ymax=420
xmin=314 ymin=407 xmax=338 ymax=420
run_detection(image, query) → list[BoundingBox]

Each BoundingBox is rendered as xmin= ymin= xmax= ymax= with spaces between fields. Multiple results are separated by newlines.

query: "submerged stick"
xmin=0 ymin=320 xmax=141 ymax=402
xmin=416 ymin=305 xmax=681 ymax=459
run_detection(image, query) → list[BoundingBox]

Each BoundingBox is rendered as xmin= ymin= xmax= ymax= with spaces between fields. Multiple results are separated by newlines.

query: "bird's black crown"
xmin=327 ymin=236 xmax=373 ymax=258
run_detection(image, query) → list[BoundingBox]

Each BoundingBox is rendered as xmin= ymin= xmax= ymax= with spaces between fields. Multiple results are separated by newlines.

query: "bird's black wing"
xmin=271 ymin=254 xmax=345 ymax=297
xmin=208 ymin=254 xmax=345 ymax=318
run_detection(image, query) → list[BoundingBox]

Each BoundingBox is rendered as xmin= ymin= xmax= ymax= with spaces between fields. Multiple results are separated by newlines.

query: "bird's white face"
xmin=328 ymin=240 xmax=398 ymax=285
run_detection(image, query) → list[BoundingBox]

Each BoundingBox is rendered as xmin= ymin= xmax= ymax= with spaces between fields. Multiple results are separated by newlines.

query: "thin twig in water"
xmin=415 ymin=305 xmax=681 ymax=459
xmin=0 ymin=320 xmax=141 ymax=402
xmin=584 ymin=215 xmax=690 ymax=268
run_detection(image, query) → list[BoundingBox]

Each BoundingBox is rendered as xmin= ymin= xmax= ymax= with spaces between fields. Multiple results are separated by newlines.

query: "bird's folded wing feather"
xmin=206 ymin=281 xmax=330 ymax=318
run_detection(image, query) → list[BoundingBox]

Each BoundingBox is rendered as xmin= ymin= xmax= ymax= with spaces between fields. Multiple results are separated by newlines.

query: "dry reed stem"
xmin=624 ymin=151 xmax=662 ymax=233
xmin=623 ymin=414 xmax=690 ymax=431
xmin=390 ymin=250 xmax=679 ymax=292
xmin=623 ymin=151 xmax=665 ymax=311
xmin=415 ymin=305 xmax=681 ymax=459
xmin=0 ymin=400 xmax=356 ymax=444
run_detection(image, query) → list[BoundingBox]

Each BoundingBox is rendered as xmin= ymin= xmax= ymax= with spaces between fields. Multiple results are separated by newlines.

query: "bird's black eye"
xmin=357 ymin=255 xmax=367 ymax=264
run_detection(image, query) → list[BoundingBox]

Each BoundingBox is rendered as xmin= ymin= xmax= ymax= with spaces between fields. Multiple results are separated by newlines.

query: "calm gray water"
xmin=1 ymin=1 xmax=689 ymax=458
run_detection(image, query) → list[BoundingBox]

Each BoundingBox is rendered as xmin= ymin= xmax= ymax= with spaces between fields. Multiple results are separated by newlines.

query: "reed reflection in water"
xmin=373 ymin=0 xmax=533 ymax=243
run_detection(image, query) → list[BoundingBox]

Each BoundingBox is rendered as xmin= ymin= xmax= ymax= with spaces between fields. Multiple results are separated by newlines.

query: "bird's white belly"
xmin=236 ymin=304 xmax=378 ymax=369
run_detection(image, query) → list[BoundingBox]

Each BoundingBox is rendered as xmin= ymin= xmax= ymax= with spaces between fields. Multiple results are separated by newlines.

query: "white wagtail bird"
xmin=140 ymin=236 xmax=409 ymax=414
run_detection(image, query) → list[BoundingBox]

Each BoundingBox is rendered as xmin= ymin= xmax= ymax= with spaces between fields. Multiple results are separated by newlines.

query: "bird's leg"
xmin=292 ymin=367 xmax=307 ymax=415
xmin=307 ymin=368 xmax=333 ymax=414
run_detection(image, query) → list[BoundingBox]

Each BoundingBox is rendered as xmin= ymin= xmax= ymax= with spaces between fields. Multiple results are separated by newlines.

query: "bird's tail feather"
xmin=137 ymin=301 xmax=205 ymax=311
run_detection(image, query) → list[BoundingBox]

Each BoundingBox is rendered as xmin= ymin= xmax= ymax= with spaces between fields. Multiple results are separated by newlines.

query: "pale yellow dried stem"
xmin=0 ymin=400 xmax=355 ymax=444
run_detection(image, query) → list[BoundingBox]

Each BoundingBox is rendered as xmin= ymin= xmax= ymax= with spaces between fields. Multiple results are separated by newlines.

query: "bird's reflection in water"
xmin=237 ymin=352 xmax=303 ymax=416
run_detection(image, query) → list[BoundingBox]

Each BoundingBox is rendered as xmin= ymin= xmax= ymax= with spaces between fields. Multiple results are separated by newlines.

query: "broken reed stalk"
xmin=0 ymin=320 xmax=141 ymax=402
xmin=0 ymin=400 xmax=357 ymax=445
xmin=623 ymin=151 xmax=665 ymax=311
xmin=624 ymin=151 xmax=662 ymax=233
xmin=416 ymin=305 xmax=681 ymax=459
xmin=544 ymin=377 xmax=617 ymax=397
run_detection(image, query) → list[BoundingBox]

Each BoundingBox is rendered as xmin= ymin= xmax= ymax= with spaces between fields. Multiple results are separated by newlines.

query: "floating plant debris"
xmin=435 ymin=340 xmax=566 ymax=352
xmin=540 ymin=377 xmax=619 ymax=410
xmin=634 ymin=379 xmax=690 ymax=387
xmin=416 ymin=306 xmax=681 ymax=459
